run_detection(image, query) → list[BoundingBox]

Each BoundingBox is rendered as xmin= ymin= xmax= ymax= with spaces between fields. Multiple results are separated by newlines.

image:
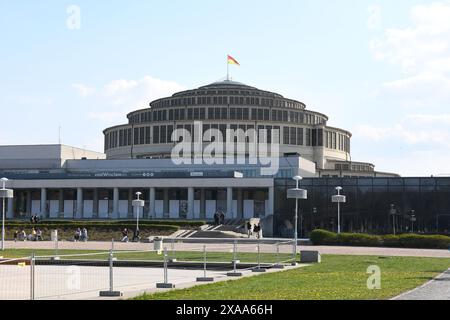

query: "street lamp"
xmin=390 ymin=204 xmax=396 ymax=235
xmin=410 ymin=210 xmax=416 ymax=233
xmin=0 ymin=178 xmax=14 ymax=251
xmin=132 ymin=192 xmax=144 ymax=232
xmin=287 ymin=176 xmax=307 ymax=263
xmin=332 ymin=186 xmax=346 ymax=234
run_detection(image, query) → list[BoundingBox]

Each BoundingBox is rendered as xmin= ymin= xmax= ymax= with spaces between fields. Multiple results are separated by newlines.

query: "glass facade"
xmin=274 ymin=177 xmax=450 ymax=238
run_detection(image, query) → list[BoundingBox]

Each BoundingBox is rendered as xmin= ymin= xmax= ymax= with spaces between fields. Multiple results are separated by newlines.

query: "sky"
xmin=1 ymin=0 xmax=450 ymax=177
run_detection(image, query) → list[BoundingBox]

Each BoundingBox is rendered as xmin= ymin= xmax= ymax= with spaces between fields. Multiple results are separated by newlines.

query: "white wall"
xmin=49 ymin=200 xmax=59 ymax=218
xmin=244 ymin=200 xmax=254 ymax=219
xmin=169 ymin=200 xmax=179 ymax=219
xmin=119 ymin=200 xmax=128 ymax=218
xmin=63 ymin=200 xmax=74 ymax=218
xmin=83 ymin=200 xmax=93 ymax=218
xmin=31 ymin=200 xmax=40 ymax=215
xmin=205 ymin=200 xmax=216 ymax=219
xmin=194 ymin=200 xmax=200 ymax=219
xmin=155 ymin=200 xmax=163 ymax=219
xmin=98 ymin=200 xmax=109 ymax=218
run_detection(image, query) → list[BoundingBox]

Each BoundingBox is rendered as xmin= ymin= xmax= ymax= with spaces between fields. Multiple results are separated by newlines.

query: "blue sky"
xmin=1 ymin=0 xmax=450 ymax=176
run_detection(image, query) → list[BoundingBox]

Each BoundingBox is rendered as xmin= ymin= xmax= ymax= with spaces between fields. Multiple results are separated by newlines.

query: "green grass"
xmin=0 ymin=249 xmax=294 ymax=264
xmin=133 ymin=255 xmax=450 ymax=300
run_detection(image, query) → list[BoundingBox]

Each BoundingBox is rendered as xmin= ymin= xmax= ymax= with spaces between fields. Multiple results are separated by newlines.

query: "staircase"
xmin=176 ymin=219 xmax=248 ymax=239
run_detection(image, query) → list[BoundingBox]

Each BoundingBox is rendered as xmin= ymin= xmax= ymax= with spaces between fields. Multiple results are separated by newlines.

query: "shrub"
xmin=311 ymin=229 xmax=450 ymax=249
xmin=310 ymin=229 xmax=338 ymax=245
xmin=337 ymin=233 xmax=381 ymax=247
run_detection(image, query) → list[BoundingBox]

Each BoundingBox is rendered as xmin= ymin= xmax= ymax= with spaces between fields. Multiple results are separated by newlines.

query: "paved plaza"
xmin=3 ymin=240 xmax=450 ymax=258
xmin=393 ymin=269 xmax=450 ymax=300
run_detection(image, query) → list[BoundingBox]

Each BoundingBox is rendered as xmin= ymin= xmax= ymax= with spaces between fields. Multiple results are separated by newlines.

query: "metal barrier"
xmin=0 ymin=238 xmax=300 ymax=300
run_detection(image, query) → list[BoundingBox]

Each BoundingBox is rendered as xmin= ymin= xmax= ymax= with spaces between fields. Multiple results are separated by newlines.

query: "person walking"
xmin=246 ymin=221 xmax=253 ymax=238
xmin=121 ymin=228 xmax=129 ymax=242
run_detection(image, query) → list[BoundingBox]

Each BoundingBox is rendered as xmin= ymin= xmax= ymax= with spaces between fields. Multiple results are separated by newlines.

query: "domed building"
xmin=103 ymin=80 xmax=396 ymax=177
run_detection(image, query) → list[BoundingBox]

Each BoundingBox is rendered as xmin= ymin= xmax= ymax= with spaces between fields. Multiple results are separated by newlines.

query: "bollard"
xmin=273 ymin=242 xmax=284 ymax=269
xmin=227 ymin=240 xmax=242 ymax=277
xmin=51 ymin=238 xmax=60 ymax=261
xmin=169 ymin=239 xmax=177 ymax=263
xmin=99 ymin=249 xmax=123 ymax=297
xmin=252 ymin=240 xmax=266 ymax=273
xmin=157 ymin=248 xmax=175 ymax=288
xmin=196 ymin=245 xmax=214 ymax=282
xmin=291 ymin=239 xmax=297 ymax=266
xmin=30 ymin=253 xmax=35 ymax=300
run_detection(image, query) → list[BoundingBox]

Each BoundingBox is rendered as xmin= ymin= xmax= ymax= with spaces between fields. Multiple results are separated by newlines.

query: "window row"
xmin=129 ymin=107 xmax=326 ymax=125
xmin=150 ymin=96 xmax=304 ymax=110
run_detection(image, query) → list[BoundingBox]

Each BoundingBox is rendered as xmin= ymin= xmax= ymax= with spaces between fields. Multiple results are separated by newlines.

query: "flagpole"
xmin=227 ymin=57 xmax=229 ymax=81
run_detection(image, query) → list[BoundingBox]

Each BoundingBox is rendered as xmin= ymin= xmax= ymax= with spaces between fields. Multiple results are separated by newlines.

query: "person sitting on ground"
xmin=36 ymin=229 xmax=43 ymax=241
xmin=19 ymin=229 xmax=27 ymax=241
xmin=121 ymin=228 xmax=129 ymax=242
xmin=81 ymin=228 xmax=88 ymax=242
xmin=74 ymin=228 xmax=81 ymax=242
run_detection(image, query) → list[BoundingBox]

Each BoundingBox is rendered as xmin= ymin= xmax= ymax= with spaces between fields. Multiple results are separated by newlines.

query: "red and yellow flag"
xmin=227 ymin=55 xmax=240 ymax=66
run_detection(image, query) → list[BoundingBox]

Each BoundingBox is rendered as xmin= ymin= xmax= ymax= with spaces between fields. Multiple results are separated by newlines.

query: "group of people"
xmin=213 ymin=210 xmax=226 ymax=225
xmin=29 ymin=215 xmax=40 ymax=224
xmin=246 ymin=221 xmax=262 ymax=239
xmin=121 ymin=228 xmax=141 ymax=242
xmin=73 ymin=228 xmax=88 ymax=242
xmin=13 ymin=228 xmax=43 ymax=241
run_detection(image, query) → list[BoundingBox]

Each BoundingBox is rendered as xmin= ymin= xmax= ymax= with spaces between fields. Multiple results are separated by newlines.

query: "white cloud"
xmin=355 ymin=123 xmax=450 ymax=147
xmin=73 ymin=75 xmax=185 ymax=124
xmin=367 ymin=5 xmax=382 ymax=30
xmin=370 ymin=1 xmax=450 ymax=105
xmin=407 ymin=113 xmax=450 ymax=125
xmin=72 ymin=83 xmax=96 ymax=97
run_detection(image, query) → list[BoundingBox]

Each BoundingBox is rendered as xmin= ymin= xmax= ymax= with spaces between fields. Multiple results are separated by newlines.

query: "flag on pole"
xmin=227 ymin=55 xmax=240 ymax=66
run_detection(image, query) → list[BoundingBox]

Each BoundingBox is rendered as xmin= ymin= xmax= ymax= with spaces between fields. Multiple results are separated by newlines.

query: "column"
xmin=200 ymin=189 xmax=206 ymax=219
xmin=188 ymin=187 xmax=194 ymax=220
xmin=226 ymin=187 xmax=233 ymax=219
xmin=93 ymin=189 xmax=99 ymax=218
xmin=237 ymin=188 xmax=243 ymax=219
xmin=26 ymin=190 xmax=32 ymax=216
xmin=113 ymin=187 xmax=119 ymax=219
xmin=128 ymin=189 xmax=133 ymax=218
xmin=149 ymin=187 xmax=156 ymax=218
xmin=7 ymin=197 xmax=14 ymax=218
xmin=76 ymin=187 xmax=83 ymax=219
xmin=267 ymin=187 xmax=274 ymax=216
xmin=40 ymin=188 xmax=47 ymax=218
xmin=163 ymin=189 xmax=169 ymax=218
xmin=58 ymin=189 xmax=64 ymax=218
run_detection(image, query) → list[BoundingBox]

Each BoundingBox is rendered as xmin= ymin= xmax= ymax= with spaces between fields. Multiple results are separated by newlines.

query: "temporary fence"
xmin=0 ymin=239 xmax=299 ymax=300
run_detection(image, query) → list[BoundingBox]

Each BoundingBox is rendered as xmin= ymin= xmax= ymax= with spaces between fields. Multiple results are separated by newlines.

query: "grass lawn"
xmin=0 ymin=249 xmax=294 ymax=264
xmin=133 ymin=255 xmax=450 ymax=300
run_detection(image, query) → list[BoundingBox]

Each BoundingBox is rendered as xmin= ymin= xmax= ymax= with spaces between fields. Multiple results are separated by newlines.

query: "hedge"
xmin=6 ymin=219 xmax=205 ymax=228
xmin=310 ymin=229 xmax=450 ymax=249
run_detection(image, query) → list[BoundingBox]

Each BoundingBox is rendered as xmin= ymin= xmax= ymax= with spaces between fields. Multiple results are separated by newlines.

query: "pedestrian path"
xmin=393 ymin=269 xmax=450 ymax=300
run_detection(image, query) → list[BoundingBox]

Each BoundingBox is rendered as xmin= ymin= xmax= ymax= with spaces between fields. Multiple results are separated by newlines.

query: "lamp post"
xmin=287 ymin=176 xmax=307 ymax=262
xmin=1 ymin=178 xmax=14 ymax=251
xmin=332 ymin=186 xmax=346 ymax=234
xmin=390 ymin=204 xmax=396 ymax=235
xmin=132 ymin=192 xmax=144 ymax=232
xmin=410 ymin=210 xmax=416 ymax=233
